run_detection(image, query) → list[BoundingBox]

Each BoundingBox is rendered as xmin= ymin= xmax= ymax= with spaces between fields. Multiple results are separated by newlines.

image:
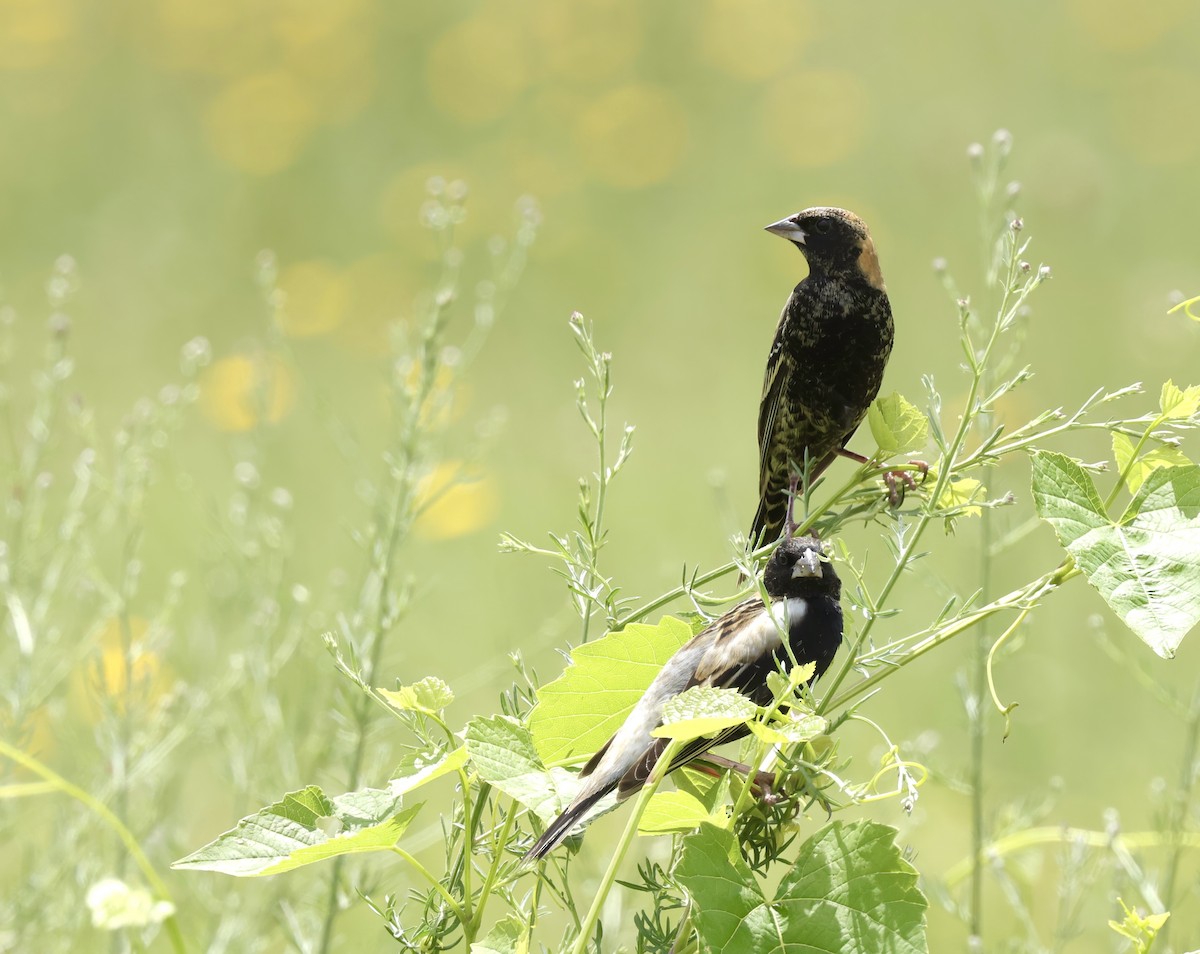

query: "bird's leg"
xmin=697 ymin=754 xmax=781 ymax=803
xmin=883 ymin=460 xmax=930 ymax=506
xmin=839 ymin=447 xmax=930 ymax=507
xmin=784 ymin=473 xmax=801 ymax=537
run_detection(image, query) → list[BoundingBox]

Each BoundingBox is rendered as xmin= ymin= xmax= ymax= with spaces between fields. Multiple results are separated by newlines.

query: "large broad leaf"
xmin=652 ymin=686 xmax=759 ymax=741
xmin=464 ymin=715 xmax=578 ymax=821
xmin=869 ymin=392 xmax=929 ymax=455
xmin=1032 ymin=452 xmax=1200 ymax=658
xmin=528 ymin=616 xmax=694 ymax=765
xmin=173 ymin=786 xmax=419 ymax=876
xmin=675 ymin=821 xmax=927 ymax=953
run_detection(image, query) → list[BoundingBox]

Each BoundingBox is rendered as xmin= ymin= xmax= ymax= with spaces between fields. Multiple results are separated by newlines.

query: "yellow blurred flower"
xmin=529 ymin=0 xmax=643 ymax=83
xmin=1064 ymin=0 xmax=1192 ymax=51
xmin=142 ymin=0 xmax=265 ymax=77
xmin=760 ymin=70 xmax=867 ymax=167
xmin=1110 ymin=68 xmax=1200 ymax=166
xmin=698 ymin=0 xmax=812 ymax=81
xmin=204 ymin=70 xmax=316 ymax=174
xmin=575 ymin=84 xmax=688 ymax=188
xmin=277 ymin=260 xmax=349 ymax=338
xmin=414 ymin=463 xmax=499 ymax=540
xmin=199 ymin=352 xmax=297 ymax=432
xmin=426 ymin=12 xmax=530 ymax=123
xmin=279 ymin=5 xmax=376 ymax=126
xmin=84 ymin=617 xmax=172 ymax=717
xmin=273 ymin=0 xmax=370 ymax=49
xmin=0 ymin=0 xmax=75 ymax=70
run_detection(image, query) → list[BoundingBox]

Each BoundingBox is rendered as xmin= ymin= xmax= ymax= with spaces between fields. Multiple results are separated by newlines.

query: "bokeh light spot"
xmin=0 ymin=0 xmax=74 ymax=70
xmin=1111 ymin=68 xmax=1200 ymax=166
xmin=199 ymin=353 xmax=297 ymax=432
xmin=760 ymin=70 xmax=868 ymax=167
xmin=1065 ymin=0 xmax=1193 ymax=51
xmin=575 ymin=85 xmax=688 ymax=188
xmin=415 ymin=463 xmax=499 ymax=540
xmin=530 ymin=0 xmax=643 ymax=83
xmin=277 ymin=260 xmax=349 ymax=338
xmin=698 ymin=0 xmax=812 ymax=81
xmin=204 ymin=70 xmax=316 ymax=174
xmin=426 ymin=14 xmax=529 ymax=123
xmin=337 ymin=253 xmax=417 ymax=354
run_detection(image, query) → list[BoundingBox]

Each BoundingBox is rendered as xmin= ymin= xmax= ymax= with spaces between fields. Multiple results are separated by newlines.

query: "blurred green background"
xmin=3 ymin=0 xmax=1200 ymax=949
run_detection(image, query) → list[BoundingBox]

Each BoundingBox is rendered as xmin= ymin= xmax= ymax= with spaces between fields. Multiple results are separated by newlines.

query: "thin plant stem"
xmin=389 ymin=846 xmax=470 ymax=926
xmin=569 ymin=740 xmax=681 ymax=954
xmin=943 ymin=825 xmax=1200 ymax=889
xmin=0 ymin=739 xmax=187 ymax=954
xmin=1157 ymin=678 xmax=1200 ymax=952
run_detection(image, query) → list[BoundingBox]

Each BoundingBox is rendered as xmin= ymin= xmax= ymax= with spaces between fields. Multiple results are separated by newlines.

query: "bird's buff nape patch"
xmin=857 ymin=238 xmax=886 ymax=292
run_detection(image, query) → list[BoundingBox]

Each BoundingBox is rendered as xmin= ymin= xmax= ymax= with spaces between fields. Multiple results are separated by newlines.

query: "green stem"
xmin=1103 ymin=414 xmax=1165 ymax=511
xmin=468 ymin=797 xmax=517 ymax=937
xmin=1157 ymin=678 xmax=1200 ymax=951
xmin=824 ymin=560 xmax=1078 ymax=713
xmin=389 ymin=846 xmax=470 ymax=926
xmin=0 ymin=739 xmax=187 ymax=954
xmin=943 ymin=825 xmax=1200 ymax=889
xmin=569 ymin=740 xmax=681 ymax=954
xmin=819 ymin=237 xmax=1036 ymax=715
xmin=622 ymin=461 xmax=875 ymax=628
xmin=318 ymin=285 xmax=452 ymax=954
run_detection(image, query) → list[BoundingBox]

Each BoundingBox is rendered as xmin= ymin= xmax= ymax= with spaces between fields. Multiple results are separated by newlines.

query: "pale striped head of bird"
xmin=764 ymin=207 xmax=884 ymax=290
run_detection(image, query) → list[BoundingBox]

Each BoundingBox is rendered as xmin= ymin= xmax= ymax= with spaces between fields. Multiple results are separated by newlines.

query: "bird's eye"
xmin=814 ymin=220 xmax=832 ymax=235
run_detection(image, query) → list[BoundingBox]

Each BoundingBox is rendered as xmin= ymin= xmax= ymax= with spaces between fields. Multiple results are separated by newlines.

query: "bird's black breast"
xmin=737 ymin=594 xmax=844 ymax=708
xmin=776 ymin=277 xmax=894 ymax=424
xmin=786 ymin=593 xmax=844 ymax=682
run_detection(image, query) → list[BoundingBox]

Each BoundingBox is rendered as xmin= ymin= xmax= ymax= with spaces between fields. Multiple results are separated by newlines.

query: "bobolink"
xmin=750 ymin=207 xmax=894 ymax=544
xmin=524 ymin=537 xmax=843 ymax=862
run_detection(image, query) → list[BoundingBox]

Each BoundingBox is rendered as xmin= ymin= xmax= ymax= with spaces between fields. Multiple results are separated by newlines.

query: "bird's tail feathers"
xmin=521 ymin=787 xmax=609 ymax=864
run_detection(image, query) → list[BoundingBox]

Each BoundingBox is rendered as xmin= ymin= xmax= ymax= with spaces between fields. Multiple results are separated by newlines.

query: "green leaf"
xmin=652 ymin=686 xmax=758 ymax=741
xmin=379 ymin=676 xmax=454 ymax=714
xmin=464 ymin=715 xmax=578 ymax=822
xmin=1159 ymin=379 xmax=1200 ymax=420
xmin=1108 ymin=897 xmax=1169 ymax=953
xmin=1112 ymin=432 xmax=1193 ymax=494
xmin=389 ymin=745 xmax=468 ymax=796
xmin=639 ymin=790 xmax=726 ymax=835
xmin=676 ymin=821 xmax=928 ymax=954
xmin=747 ymin=711 xmax=827 ymax=746
xmin=471 ymin=914 xmax=528 ymax=954
xmin=869 ymin=392 xmax=929 ymax=454
xmin=1032 ymin=452 xmax=1200 ymax=658
xmin=528 ymin=615 xmax=694 ymax=765
xmin=173 ymin=786 xmax=419 ymax=876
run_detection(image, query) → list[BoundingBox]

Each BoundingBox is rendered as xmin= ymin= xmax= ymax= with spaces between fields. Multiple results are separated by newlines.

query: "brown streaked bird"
xmin=523 ymin=537 xmax=843 ymax=863
xmin=750 ymin=207 xmax=894 ymax=545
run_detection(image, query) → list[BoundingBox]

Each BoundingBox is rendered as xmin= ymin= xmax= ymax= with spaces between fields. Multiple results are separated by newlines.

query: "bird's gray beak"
xmin=765 ymin=217 xmax=806 ymax=245
xmin=792 ymin=548 xmax=824 ymax=579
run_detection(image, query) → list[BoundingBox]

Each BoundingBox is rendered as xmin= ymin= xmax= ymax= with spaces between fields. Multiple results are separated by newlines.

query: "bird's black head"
xmin=764 ymin=206 xmax=885 ymax=290
xmin=761 ymin=536 xmax=841 ymax=601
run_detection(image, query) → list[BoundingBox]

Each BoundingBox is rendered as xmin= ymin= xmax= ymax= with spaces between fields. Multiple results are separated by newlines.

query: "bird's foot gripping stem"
xmin=883 ymin=460 xmax=930 ymax=506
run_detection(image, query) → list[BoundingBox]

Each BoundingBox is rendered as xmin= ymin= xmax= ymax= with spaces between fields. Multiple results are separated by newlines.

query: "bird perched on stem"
xmin=750 ymin=207 xmax=894 ymax=544
xmin=523 ymin=537 xmax=843 ymax=863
